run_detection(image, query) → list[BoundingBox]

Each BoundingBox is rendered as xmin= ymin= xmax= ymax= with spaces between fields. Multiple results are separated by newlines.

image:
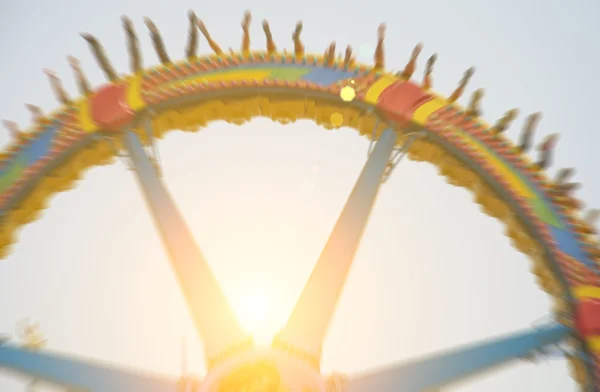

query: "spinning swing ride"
xmin=0 ymin=9 xmax=599 ymax=391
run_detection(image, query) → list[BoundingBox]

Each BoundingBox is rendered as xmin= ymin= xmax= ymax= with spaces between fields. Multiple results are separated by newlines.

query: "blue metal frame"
xmin=0 ymin=344 xmax=179 ymax=391
xmin=344 ymin=322 xmax=571 ymax=391
xmin=123 ymin=130 xmax=249 ymax=362
xmin=0 ymin=323 xmax=571 ymax=391
xmin=0 ymin=129 xmax=575 ymax=391
xmin=277 ymin=128 xmax=398 ymax=358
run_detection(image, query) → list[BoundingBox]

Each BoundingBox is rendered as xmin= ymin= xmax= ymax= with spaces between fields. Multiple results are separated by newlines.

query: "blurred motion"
xmin=0 ymin=7 xmax=598 ymax=392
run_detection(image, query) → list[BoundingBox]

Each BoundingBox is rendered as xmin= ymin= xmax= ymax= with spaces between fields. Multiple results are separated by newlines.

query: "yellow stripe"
xmin=412 ymin=98 xmax=536 ymax=199
xmin=574 ymin=286 xmax=600 ymax=299
xmin=452 ymin=129 xmax=535 ymax=199
xmin=126 ymin=73 xmax=146 ymax=111
xmin=364 ymin=75 xmax=398 ymax=105
xmin=167 ymin=70 xmax=273 ymax=88
xmin=412 ymin=97 xmax=446 ymax=125
xmin=77 ymin=98 xmax=97 ymax=133
xmin=587 ymin=336 xmax=600 ymax=352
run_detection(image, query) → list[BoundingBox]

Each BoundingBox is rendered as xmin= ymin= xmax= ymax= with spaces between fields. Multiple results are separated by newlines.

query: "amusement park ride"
xmin=1 ymin=8 xmax=600 ymax=391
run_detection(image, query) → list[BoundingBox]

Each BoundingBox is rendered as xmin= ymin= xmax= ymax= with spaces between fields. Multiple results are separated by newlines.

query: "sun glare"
xmin=235 ymin=290 xmax=273 ymax=344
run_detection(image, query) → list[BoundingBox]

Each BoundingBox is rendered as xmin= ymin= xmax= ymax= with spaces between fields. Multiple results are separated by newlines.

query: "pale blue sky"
xmin=1 ymin=0 xmax=599 ymax=391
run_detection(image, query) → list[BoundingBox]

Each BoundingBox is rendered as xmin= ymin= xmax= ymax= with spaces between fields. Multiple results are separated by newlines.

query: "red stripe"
xmin=377 ymin=81 xmax=434 ymax=124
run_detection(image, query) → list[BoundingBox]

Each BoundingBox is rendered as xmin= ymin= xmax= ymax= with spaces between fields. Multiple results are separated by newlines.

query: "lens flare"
xmin=329 ymin=112 xmax=344 ymax=127
xmin=236 ymin=291 xmax=271 ymax=341
xmin=339 ymin=86 xmax=356 ymax=102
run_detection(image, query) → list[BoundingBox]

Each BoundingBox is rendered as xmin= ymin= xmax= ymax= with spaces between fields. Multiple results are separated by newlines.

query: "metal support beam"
xmin=141 ymin=115 xmax=162 ymax=177
xmin=344 ymin=323 xmax=571 ymax=392
xmin=123 ymin=131 xmax=250 ymax=363
xmin=0 ymin=344 xmax=180 ymax=391
xmin=367 ymin=119 xmax=380 ymax=156
xmin=381 ymin=131 xmax=422 ymax=183
xmin=276 ymin=128 xmax=398 ymax=361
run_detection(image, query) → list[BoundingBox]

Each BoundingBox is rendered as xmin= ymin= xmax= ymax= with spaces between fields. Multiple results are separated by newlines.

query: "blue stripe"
xmin=0 ymin=124 xmax=58 ymax=178
xmin=300 ymin=68 xmax=356 ymax=84
xmin=550 ymin=226 xmax=596 ymax=268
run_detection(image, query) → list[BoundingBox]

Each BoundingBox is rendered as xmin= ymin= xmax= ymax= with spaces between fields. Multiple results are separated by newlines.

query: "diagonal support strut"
xmin=274 ymin=128 xmax=398 ymax=364
xmin=123 ymin=129 xmax=251 ymax=365
xmin=0 ymin=343 xmax=181 ymax=392
xmin=381 ymin=131 xmax=423 ymax=183
xmin=343 ymin=322 xmax=571 ymax=392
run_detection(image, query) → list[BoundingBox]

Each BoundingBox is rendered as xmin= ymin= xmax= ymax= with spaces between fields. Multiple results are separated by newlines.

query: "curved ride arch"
xmin=0 ymin=10 xmax=599 ymax=390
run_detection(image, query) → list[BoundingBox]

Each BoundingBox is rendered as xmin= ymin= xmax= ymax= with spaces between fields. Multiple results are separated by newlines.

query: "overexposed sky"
xmin=1 ymin=0 xmax=600 ymax=390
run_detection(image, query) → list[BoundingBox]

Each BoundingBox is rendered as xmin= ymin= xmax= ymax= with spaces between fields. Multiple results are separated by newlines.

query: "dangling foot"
xmin=293 ymin=21 xmax=303 ymax=42
xmin=80 ymin=33 xmax=96 ymax=45
xmin=378 ymin=23 xmax=386 ymax=41
xmin=411 ymin=43 xmax=423 ymax=60
xmin=241 ymin=11 xmax=251 ymax=53
xmin=262 ymin=20 xmax=272 ymax=39
xmin=242 ymin=10 xmax=251 ymax=32
xmin=402 ymin=42 xmax=423 ymax=79
xmin=263 ymin=20 xmax=276 ymax=53
xmin=144 ymin=17 xmax=158 ymax=35
xmin=374 ymin=23 xmax=386 ymax=69
xmin=422 ymin=53 xmax=437 ymax=90
xmin=122 ymin=16 xmax=135 ymax=35
xmin=293 ymin=21 xmax=304 ymax=57
xmin=344 ymin=45 xmax=353 ymax=66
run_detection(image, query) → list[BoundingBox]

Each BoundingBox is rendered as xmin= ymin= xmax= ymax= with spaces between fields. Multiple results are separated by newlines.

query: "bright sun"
xmin=235 ymin=291 xmax=273 ymax=343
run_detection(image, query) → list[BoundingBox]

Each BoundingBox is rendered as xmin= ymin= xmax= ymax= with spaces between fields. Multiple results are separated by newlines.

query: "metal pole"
xmin=123 ymin=130 xmax=249 ymax=363
xmin=276 ymin=128 xmax=398 ymax=361
xmin=344 ymin=323 xmax=571 ymax=392
xmin=0 ymin=344 xmax=179 ymax=392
